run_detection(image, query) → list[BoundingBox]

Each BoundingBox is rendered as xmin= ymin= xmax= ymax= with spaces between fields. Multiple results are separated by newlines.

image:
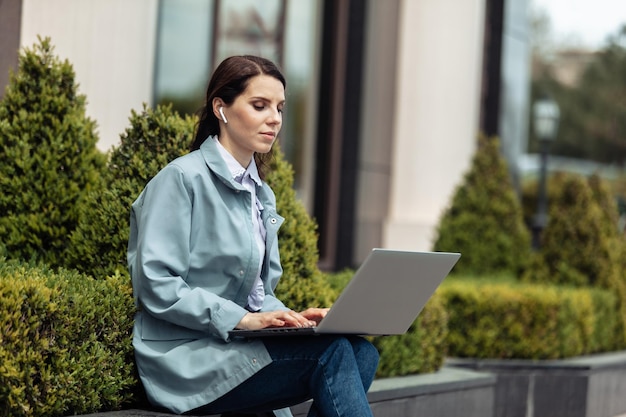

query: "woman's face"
xmin=217 ymin=74 xmax=285 ymax=167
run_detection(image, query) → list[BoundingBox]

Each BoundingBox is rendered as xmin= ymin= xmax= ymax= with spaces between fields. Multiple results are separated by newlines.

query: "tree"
xmin=433 ymin=135 xmax=531 ymax=275
xmin=529 ymin=25 xmax=626 ymax=165
xmin=0 ymin=37 xmax=106 ymax=267
xmin=576 ymin=26 xmax=626 ymax=163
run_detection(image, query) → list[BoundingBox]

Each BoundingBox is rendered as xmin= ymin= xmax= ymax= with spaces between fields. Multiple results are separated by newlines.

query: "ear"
xmin=212 ymin=98 xmax=225 ymax=121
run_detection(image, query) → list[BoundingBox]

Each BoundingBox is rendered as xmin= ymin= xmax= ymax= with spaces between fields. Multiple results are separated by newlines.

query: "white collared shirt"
xmin=214 ymin=137 xmax=266 ymax=311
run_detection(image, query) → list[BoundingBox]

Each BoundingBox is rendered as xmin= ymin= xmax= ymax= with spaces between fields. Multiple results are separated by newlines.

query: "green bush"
xmin=440 ymin=279 xmax=620 ymax=359
xmin=66 ymin=104 xmax=195 ymax=278
xmin=372 ymin=293 xmax=448 ymax=377
xmin=522 ymin=172 xmax=618 ymax=287
xmin=0 ymin=260 xmax=136 ymax=417
xmin=522 ymin=172 xmax=626 ymax=347
xmin=433 ymin=135 xmax=531 ymax=275
xmin=268 ymin=148 xmax=334 ymax=311
xmin=587 ymin=174 xmax=626 ymax=346
xmin=103 ymin=103 xmax=194 ymax=186
xmin=0 ymin=37 xmax=106 ymax=268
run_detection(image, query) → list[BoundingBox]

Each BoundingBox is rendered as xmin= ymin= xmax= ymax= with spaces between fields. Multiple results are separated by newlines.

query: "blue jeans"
xmin=188 ymin=335 xmax=379 ymax=417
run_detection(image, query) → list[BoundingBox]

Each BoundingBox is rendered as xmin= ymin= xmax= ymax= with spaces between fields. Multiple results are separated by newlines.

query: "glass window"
xmin=212 ymin=0 xmax=286 ymax=67
xmin=153 ymin=0 xmax=321 ymax=206
xmin=154 ymin=0 xmax=214 ymax=115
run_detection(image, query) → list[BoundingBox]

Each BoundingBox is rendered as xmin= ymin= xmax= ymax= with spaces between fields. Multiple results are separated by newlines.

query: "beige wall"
xmin=383 ymin=0 xmax=486 ymax=251
xmin=354 ymin=0 xmax=400 ymax=263
xmin=20 ymin=0 xmax=158 ymax=152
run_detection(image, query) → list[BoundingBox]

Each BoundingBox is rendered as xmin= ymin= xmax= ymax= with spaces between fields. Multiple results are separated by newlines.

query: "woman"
xmin=127 ymin=55 xmax=379 ymax=417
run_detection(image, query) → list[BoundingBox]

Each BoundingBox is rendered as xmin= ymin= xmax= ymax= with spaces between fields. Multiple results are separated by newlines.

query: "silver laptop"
xmin=229 ymin=249 xmax=460 ymax=338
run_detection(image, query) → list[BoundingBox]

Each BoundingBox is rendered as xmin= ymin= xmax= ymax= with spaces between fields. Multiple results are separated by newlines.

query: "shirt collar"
xmin=213 ymin=136 xmax=262 ymax=186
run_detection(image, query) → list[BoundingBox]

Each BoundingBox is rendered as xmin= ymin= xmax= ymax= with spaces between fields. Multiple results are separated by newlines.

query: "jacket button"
xmin=239 ymin=270 xmax=244 ymax=276
xmin=252 ymin=358 xmax=257 ymax=364
xmin=270 ymin=218 xmax=277 ymax=224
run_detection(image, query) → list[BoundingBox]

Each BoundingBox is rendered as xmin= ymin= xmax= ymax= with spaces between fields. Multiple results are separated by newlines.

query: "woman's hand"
xmin=236 ymin=310 xmax=317 ymax=330
xmin=299 ymin=307 xmax=330 ymax=325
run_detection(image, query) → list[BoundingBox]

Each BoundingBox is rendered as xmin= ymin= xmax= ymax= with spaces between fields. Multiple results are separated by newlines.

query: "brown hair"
xmin=191 ymin=55 xmax=286 ymax=179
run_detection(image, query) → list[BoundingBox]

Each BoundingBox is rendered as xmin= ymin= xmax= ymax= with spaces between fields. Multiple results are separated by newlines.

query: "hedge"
xmin=371 ymin=293 xmax=448 ymax=377
xmin=440 ymin=279 xmax=621 ymax=360
xmin=0 ymin=260 xmax=136 ymax=417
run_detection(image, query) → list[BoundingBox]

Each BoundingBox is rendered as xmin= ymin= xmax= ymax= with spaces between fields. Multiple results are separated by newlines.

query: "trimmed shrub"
xmin=0 ymin=260 xmax=136 ymax=417
xmin=0 ymin=37 xmax=106 ymax=268
xmin=66 ymin=178 xmax=146 ymax=278
xmin=440 ymin=279 xmax=620 ymax=359
xmin=433 ymin=135 xmax=531 ymax=275
xmin=522 ymin=172 xmax=626 ymax=347
xmin=587 ymin=174 xmax=626 ymax=346
xmin=372 ymin=293 xmax=448 ymax=377
xmin=522 ymin=172 xmax=617 ymax=287
xmin=268 ymin=148 xmax=334 ymax=311
xmin=65 ymin=104 xmax=194 ymax=278
xmin=103 ymin=104 xmax=194 ymax=186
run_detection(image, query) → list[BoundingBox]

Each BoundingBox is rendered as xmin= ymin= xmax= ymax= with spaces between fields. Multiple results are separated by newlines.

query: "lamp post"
xmin=532 ymin=95 xmax=560 ymax=249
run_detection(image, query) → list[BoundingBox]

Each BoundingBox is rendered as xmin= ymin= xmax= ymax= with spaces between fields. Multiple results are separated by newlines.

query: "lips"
xmin=260 ymin=132 xmax=276 ymax=140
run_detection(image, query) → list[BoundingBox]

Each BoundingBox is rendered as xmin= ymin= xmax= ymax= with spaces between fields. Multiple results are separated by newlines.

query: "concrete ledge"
xmin=293 ymin=366 xmax=495 ymax=416
xmin=79 ymin=366 xmax=496 ymax=417
xmin=447 ymin=351 xmax=626 ymax=417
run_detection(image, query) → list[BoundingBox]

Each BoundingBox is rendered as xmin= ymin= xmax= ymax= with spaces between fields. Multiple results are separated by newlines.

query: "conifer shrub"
xmin=65 ymin=104 xmax=194 ymax=278
xmin=588 ymin=174 xmax=626 ymax=347
xmin=588 ymin=174 xmax=621 ymax=232
xmin=433 ymin=135 xmax=531 ymax=275
xmin=103 ymin=104 xmax=194 ymax=186
xmin=587 ymin=174 xmax=626 ymax=286
xmin=268 ymin=148 xmax=334 ymax=310
xmin=66 ymin=178 xmax=146 ymax=278
xmin=522 ymin=172 xmax=626 ymax=348
xmin=522 ymin=172 xmax=617 ymax=287
xmin=0 ymin=37 xmax=106 ymax=268
xmin=0 ymin=259 xmax=136 ymax=417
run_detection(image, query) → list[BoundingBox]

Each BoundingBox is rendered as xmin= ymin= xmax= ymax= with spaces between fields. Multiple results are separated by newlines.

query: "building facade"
xmin=0 ymin=0 xmax=530 ymax=271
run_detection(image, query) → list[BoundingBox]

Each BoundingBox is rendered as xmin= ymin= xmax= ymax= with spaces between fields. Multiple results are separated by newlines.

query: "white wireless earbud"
xmin=219 ymin=107 xmax=228 ymax=124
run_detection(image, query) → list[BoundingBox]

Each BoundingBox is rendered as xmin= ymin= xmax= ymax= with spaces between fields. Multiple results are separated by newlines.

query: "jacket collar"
xmin=212 ymin=136 xmax=262 ymax=187
xmin=199 ymin=135 xmax=244 ymax=189
xmin=200 ymin=136 xmax=263 ymax=190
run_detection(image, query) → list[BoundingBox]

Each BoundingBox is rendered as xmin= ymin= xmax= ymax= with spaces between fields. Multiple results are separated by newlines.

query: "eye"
xmin=253 ymin=103 xmax=265 ymax=111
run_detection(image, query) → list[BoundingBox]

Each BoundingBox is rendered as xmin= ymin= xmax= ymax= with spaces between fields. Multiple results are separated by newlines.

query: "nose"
xmin=268 ymin=108 xmax=282 ymax=125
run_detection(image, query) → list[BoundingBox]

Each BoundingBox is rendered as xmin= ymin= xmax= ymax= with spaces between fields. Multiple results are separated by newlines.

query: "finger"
xmin=272 ymin=318 xmax=286 ymax=327
xmin=300 ymin=308 xmax=326 ymax=320
xmin=283 ymin=311 xmax=313 ymax=327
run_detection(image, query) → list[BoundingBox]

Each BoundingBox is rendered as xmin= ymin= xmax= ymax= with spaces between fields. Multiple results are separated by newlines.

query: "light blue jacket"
xmin=128 ymin=137 xmax=292 ymax=416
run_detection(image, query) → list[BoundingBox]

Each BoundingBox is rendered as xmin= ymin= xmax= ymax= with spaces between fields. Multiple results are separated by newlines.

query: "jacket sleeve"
xmin=130 ymin=164 xmax=247 ymax=341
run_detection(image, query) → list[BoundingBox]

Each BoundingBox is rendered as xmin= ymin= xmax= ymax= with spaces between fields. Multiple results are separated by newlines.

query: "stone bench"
xmin=78 ymin=366 xmax=495 ymax=417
